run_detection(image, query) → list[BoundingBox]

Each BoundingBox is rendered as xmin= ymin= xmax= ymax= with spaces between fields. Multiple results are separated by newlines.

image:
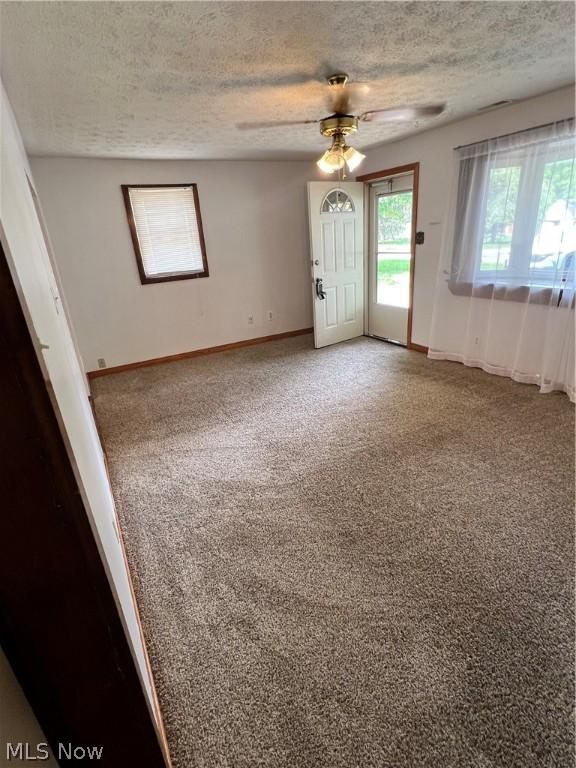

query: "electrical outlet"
xmin=97 ymin=358 xmax=106 ymax=369
xmin=267 ymin=311 xmax=273 ymax=322
xmin=248 ymin=314 xmax=254 ymax=325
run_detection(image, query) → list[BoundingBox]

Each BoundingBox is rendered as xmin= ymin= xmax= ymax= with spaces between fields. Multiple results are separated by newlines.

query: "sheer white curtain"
xmin=429 ymin=119 xmax=575 ymax=401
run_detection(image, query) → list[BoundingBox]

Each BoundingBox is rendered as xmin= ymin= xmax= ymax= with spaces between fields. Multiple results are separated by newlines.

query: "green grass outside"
xmin=377 ymin=258 xmax=410 ymax=278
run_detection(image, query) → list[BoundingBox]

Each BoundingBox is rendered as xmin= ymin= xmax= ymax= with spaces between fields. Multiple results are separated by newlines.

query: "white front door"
xmin=367 ymin=172 xmax=414 ymax=345
xmin=307 ymin=182 xmax=364 ymax=349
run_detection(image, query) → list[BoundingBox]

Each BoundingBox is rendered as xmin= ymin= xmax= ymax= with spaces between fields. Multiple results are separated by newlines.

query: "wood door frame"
xmin=0 ymin=238 xmax=170 ymax=767
xmin=357 ymin=163 xmax=425 ymax=352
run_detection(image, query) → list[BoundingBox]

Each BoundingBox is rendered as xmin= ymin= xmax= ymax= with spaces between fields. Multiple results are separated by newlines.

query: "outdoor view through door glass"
xmin=377 ymin=191 xmax=412 ymax=307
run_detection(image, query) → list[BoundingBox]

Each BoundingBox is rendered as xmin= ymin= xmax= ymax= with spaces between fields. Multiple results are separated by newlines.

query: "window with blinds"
xmin=122 ymin=184 xmax=209 ymax=284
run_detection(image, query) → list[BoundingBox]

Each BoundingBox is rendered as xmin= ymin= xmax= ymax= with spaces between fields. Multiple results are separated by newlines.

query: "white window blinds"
xmin=126 ymin=185 xmax=207 ymax=280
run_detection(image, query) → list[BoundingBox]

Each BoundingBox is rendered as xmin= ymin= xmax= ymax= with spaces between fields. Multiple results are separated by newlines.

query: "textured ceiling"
xmin=1 ymin=1 xmax=574 ymax=160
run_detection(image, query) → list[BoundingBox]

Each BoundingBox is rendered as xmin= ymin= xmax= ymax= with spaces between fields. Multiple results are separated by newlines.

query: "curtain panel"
xmin=428 ymin=119 xmax=575 ymax=401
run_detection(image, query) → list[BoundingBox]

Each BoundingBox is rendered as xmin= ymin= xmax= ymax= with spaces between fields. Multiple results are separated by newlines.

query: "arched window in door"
xmin=321 ymin=189 xmax=354 ymax=213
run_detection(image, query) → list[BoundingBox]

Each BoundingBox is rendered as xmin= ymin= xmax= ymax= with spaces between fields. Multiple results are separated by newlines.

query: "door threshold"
xmin=365 ymin=332 xmax=407 ymax=348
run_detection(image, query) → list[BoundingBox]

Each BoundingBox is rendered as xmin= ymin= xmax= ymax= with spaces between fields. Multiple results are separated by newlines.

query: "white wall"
xmin=31 ymin=157 xmax=315 ymax=371
xmin=0 ymin=83 xmax=165 ymax=747
xmin=0 ymin=649 xmax=58 ymax=766
xmin=360 ymin=85 xmax=575 ymax=347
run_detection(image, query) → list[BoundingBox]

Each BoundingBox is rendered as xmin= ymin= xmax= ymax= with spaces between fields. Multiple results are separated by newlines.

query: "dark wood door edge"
xmin=0 ymin=240 xmax=169 ymax=767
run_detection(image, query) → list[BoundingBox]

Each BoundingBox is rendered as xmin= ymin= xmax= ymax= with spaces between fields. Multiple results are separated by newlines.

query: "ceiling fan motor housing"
xmin=319 ymin=115 xmax=358 ymax=137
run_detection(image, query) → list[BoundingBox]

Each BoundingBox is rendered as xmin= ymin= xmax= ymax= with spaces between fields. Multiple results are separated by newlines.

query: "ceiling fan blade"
xmin=236 ymin=119 xmax=320 ymax=130
xmin=359 ymin=104 xmax=445 ymax=123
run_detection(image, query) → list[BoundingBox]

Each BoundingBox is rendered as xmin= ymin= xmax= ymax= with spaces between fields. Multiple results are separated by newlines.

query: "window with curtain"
xmin=450 ymin=119 xmax=575 ymax=288
xmin=122 ymin=184 xmax=209 ymax=284
xmin=429 ymin=119 xmax=575 ymax=401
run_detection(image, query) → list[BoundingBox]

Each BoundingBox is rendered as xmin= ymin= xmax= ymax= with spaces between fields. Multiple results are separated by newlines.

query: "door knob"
xmin=315 ymin=277 xmax=327 ymax=300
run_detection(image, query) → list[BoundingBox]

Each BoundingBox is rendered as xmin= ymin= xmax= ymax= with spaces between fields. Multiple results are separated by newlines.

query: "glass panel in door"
xmin=377 ymin=190 xmax=412 ymax=308
xmin=368 ymin=172 xmax=414 ymax=346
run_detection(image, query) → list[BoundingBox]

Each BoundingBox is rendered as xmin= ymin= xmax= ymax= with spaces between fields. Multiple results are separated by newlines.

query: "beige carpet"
xmin=92 ymin=335 xmax=574 ymax=768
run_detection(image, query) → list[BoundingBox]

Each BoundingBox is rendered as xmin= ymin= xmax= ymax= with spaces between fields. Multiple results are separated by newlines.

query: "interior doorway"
xmin=359 ymin=163 xmax=420 ymax=348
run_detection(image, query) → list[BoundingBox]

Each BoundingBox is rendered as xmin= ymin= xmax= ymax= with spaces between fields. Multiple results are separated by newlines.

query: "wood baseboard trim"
xmin=87 ymin=327 xmax=314 ymax=379
xmin=408 ymin=342 xmax=429 ymax=354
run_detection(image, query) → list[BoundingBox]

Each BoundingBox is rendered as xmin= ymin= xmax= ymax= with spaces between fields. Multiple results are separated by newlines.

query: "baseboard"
xmin=87 ymin=328 xmax=314 ymax=379
xmin=408 ymin=342 xmax=429 ymax=354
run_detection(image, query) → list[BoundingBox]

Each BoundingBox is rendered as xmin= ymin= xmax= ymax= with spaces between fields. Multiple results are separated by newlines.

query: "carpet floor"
xmin=92 ymin=335 xmax=574 ymax=768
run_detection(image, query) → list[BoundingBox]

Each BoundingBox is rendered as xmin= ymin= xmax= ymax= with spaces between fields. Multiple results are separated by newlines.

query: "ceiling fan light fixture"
xmin=343 ymin=144 xmax=365 ymax=172
xmin=317 ymin=134 xmax=365 ymax=174
xmin=317 ymin=146 xmax=345 ymax=173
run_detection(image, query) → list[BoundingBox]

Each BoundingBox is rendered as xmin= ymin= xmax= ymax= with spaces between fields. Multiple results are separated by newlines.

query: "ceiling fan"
xmin=237 ymin=73 xmax=445 ymax=174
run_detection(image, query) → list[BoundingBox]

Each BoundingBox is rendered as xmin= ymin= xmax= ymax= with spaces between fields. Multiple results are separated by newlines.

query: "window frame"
xmin=321 ymin=188 xmax=355 ymax=213
xmin=121 ymin=183 xmax=209 ymax=285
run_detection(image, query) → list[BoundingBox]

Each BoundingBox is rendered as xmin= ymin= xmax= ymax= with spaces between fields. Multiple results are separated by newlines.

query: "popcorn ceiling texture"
xmin=1 ymin=1 xmax=574 ymax=159
xmin=92 ymin=335 xmax=575 ymax=768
